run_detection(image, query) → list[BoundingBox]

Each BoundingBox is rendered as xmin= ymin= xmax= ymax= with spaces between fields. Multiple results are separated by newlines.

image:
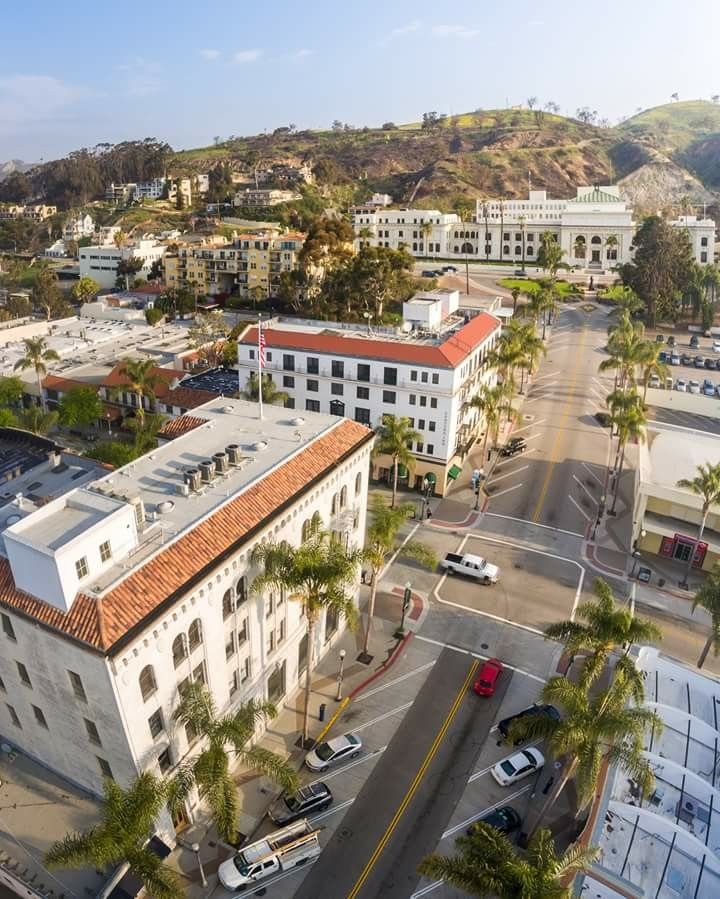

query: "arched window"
xmin=188 ymin=619 xmax=203 ymax=652
xmin=172 ymin=634 xmax=187 ymax=669
xmin=591 ymin=235 xmax=602 ymax=245
xmin=461 ymin=242 xmax=473 ymax=255
xmin=340 ymin=486 xmax=348 ymax=509
xmin=355 ymin=472 xmax=362 ymax=496
xmin=311 ymin=511 xmax=322 ymax=532
xmin=139 ymin=665 xmax=157 ymax=701
xmin=235 ymin=575 xmax=248 ymax=605
xmin=331 ymin=493 xmax=338 ymax=515
xmin=454 ymin=245 xmax=459 ymax=253
xmin=222 ymin=589 xmax=234 ymax=620
xmin=301 ymin=519 xmax=311 ymax=541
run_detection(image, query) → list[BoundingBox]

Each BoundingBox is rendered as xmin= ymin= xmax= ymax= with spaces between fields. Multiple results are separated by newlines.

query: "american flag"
xmin=258 ymin=322 xmax=266 ymax=368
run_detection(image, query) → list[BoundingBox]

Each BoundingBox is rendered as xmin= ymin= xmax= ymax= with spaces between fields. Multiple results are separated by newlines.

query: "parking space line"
xmin=355 ymin=661 xmax=437 ymax=700
xmin=523 ymin=432 xmax=543 ymax=442
xmin=308 ymin=746 xmax=388 ymax=783
xmin=487 ymin=465 xmax=528 ymax=486
xmin=568 ymin=494 xmax=592 ymax=522
xmin=511 ymin=418 xmax=546 ymax=434
xmin=581 ymin=462 xmax=604 ymax=487
xmin=572 ymin=473 xmax=596 ymax=503
xmin=350 ymin=702 xmax=414 ymax=734
xmin=487 ymin=482 xmax=524 ymax=500
xmin=441 ymin=785 xmax=533 ymax=839
xmin=413 ymin=634 xmax=547 ymax=682
xmin=310 ymin=797 xmax=355 ymax=823
xmin=534 ymin=371 xmax=559 ymax=381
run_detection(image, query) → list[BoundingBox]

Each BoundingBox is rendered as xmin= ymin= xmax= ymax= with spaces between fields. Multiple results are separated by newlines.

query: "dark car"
xmin=680 ymin=353 xmax=693 ymax=366
xmin=658 ymin=351 xmax=669 ymax=363
xmin=498 ymin=703 xmax=561 ymax=745
xmin=268 ymin=782 xmax=333 ymax=825
xmin=467 ymin=805 xmax=522 ymax=836
xmin=655 ymin=334 xmax=664 ymax=343
xmin=433 ymin=269 xmax=444 ymax=277
xmin=694 ymin=356 xmax=706 ymax=368
xmin=514 ymin=269 xmax=527 ymax=277
xmin=704 ymin=357 xmax=716 ymax=370
xmin=666 ymin=335 xmax=676 ymax=347
xmin=421 ymin=270 xmax=437 ymax=278
xmin=442 ymin=265 xmax=458 ymax=273
xmin=500 ymin=437 xmax=527 ymax=457
xmin=594 ymin=411 xmax=611 ymax=427
xmin=690 ymin=335 xmax=700 ymax=349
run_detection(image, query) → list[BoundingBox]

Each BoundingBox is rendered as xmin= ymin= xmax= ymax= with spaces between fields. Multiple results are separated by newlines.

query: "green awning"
xmin=424 ymin=472 xmax=437 ymax=485
xmin=396 ymin=463 xmax=409 ymax=479
xmin=447 ymin=464 xmax=462 ymax=481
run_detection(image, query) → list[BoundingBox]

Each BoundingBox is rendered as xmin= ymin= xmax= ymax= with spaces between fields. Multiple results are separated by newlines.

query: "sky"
xmin=0 ymin=0 xmax=718 ymax=161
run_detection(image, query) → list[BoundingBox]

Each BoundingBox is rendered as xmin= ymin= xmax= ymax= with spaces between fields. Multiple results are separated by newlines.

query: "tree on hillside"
xmin=33 ymin=266 xmax=67 ymax=321
xmin=620 ymin=216 xmax=695 ymax=325
xmin=58 ymin=387 xmax=103 ymax=429
xmin=71 ymin=276 xmax=100 ymax=304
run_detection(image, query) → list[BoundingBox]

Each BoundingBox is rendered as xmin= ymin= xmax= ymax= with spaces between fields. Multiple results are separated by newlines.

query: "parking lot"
xmin=653 ymin=332 xmax=720 ymax=396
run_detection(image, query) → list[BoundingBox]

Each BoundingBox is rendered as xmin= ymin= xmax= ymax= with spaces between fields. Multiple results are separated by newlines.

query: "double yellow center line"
xmin=346 ymin=659 xmax=479 ymax=899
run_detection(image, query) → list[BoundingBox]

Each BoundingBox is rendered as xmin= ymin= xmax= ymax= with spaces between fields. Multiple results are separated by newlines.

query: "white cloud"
xmin=392 ymin=20 xmax=421 ymax=36
xmin=200 ymin=48 xmax=221 ymax=61
xmin=0 ymin=75 xmax=88 ymax=131
xmin=233 ymin=49 xmax=263 ymax=64
xmin=115 ymin=58 xmax=163 ymax=96
xmin=289 ymin=48 xmax=313 ymax=60
xmin=431 ymin=24 xmax=481 ymax=39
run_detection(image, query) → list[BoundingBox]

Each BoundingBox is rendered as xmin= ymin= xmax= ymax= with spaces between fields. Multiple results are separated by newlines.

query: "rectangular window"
xmin=331 ymin=382 xmax=344 ymax=396
xmin=307 ymin=379 xmax=319 ymax=392
xmin=241 ymin=657 xmax=251 ymax=682
xmin=225 ymin=631 xmax=236 ymax=659
xmin=266 ymin=351 xmax=272 ymax=362
xmin=384 ymin=367 xmax=397 ymax=386
xmin=84 ymin=718 xmax=101 ymax=745
xmin=267 ymin=630 xmax=275 ymax=654
xmin=357 ymin=364 xmax=370 ymax=382
xmin=355 ymin=408 xmax=371 ymax=426
xmin=356 ymin=386 xmax=369 ymax=400
xmin=16 ymin=661 xmax=31 ymax=687
xmin=32 ymin=705 xmax=48 ymax=729
xmin=432 ymin=373 xmax=439 ymax=385
xmin=429 ymin=421 xmax=436 ymax=432
xmin=238 ymin=618 xmax=248 ymax=645
xmin=6 ymin=704 xmax=20 ymax=728
xmin=503 ymin=232 xmax=510 ymax=241
xmin=2 ymin=614 xmax=16 ymax=641
xmin=75 ymin=556 xmax=89 ymax=579
xmin=306 ymin=399 xmax=320 ymax=413
xmin=229 ymin=670 xmax=239 ymax=696
xmin=331 ymin=360 xmax=344 ymax=378
xmin=284 ymin=396 xmax=295 ymax=409
xmin=99 ymin=541 xmax=111 ymax=563
xmin=418 ymin=419 xmax=425 ymax=430
xmin=409 ymin=394 xmax=416 ymax=405
xmin=282 ymin=354 xmax=295 ymax=371
xmin=430 ymin=398 xmax=437 ymax=409
xmin=185 ymin=720 xmax=198 ymax=746
xmin=68 ymin=670 xmax=87 ymax=701
xmin=427 ymin=444 xmax=434 ymax=455
xmin=419 ymin=396 xmax=427 ymax=407
xmin=283 ymin=375 xmax=295 ymax=388
xmin=148 ymin=709 xmax=164 ymax=739
xmin=421 ymin=371 xmax=428 ymax=383
xmin=417 ymin=442 xmax=424 ymax=453
xmin=265 ymin=594 xmax=274 ymax=618
xmin=97 ymin=757 xmax=113 ymax=779
xmin=278 ymin=620 xmax=286 ymax=644
xmin=193 ymin=662 xmax=206 ymax=685
xmin=307 ymin=356 xmax=319 ymax=374
xmin=158 ymin=748 xmax=173 ymax=775
xmin=383 ymin=390 xmax=396 ymax=404
xmin=410 ymin=371 xmax=417 ymax=382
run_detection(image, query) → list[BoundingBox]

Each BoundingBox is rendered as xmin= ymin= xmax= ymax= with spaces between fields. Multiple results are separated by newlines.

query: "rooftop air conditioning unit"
xmin=176 ymin=482 xmax=190 ymax=497
xmin=184 ymin=469 xmax=202 ymax=492
xmin=226 ymin=444 xmax=242 ymax=466
xmin=199 ymin=461 xmax=215 ymax=484
xmin=213 ymin=451 xmax=229 ymax=474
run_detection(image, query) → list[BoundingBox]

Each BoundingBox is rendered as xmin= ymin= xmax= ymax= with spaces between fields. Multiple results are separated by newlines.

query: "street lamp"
xmin=397 ymin=582 xmax=412 ymax=638
xmin=191 ymin=842 xmax=207 ymax=888
xmin=419 ymin=477 xmax=432 ymax=520
xmin=630 ymin=550 xmax=642 ymax=579
xmin=591 ymin=493 xmax=606 ymax=542
xmin=106 ymin=411 xmax=112 ymax=438
xmin=335 ymin=649 xmax=346 ymax=701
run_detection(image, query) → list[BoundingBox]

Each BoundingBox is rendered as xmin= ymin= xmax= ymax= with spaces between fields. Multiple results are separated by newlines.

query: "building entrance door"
xmin=673 ymin=539 xmax=693 ymax=563
xmin=591 ymin=250 xmax=601 ymax=263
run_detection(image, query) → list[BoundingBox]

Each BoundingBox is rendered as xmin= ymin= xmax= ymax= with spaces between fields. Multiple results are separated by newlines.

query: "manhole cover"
xmin=522 ymin=414 xmax=534 ymax=422
xmin=481 ymin=643 xmax=489 ymax=649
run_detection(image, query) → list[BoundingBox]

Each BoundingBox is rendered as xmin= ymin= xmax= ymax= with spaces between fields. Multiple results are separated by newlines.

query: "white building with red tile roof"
xmin=0 ymin=399 xmax=372 ymax=836
xmin=237 ymin=298 xmax=501 ymax=494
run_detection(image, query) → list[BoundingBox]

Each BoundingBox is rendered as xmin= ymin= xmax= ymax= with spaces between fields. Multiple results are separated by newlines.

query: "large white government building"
xmin=237 ymin=290 xmax=502 ymax=495
xmin=352 ymin=185 xmax=716 ymax=268
xmin=0 ymin=401 xmax=372 ymax=838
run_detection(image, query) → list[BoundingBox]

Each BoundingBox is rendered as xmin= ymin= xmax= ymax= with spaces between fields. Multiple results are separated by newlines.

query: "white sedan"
xmin=491 ymin=747 xmax=545 ymax=786
xmin=305 ymin=733 xmax=362 ymax=771
xmin=675 ymin=378 xmax=687 ymax=392
xmin=688 ymin=379 xmax=701 ymax=394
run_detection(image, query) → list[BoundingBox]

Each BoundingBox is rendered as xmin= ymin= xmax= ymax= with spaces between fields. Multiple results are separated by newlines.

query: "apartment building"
xmin=352 ymin=206 xmax=458 ymax=258
xmin=669 ymin=215 xmax=716 ymax=264
xmin=233 ymin=188 xmax=302 ymax=208
xmin=0 ymin=204 xmax=57 ymax=221
xmin=163 ymin=232 xmax=305 ymax=298
xmin=0 ymin=400 xmax=372 ymax=837
xmin=79 ymin=238 xmax=167 ymax=289
xmin=237 ymin=292 xmax=501 ymax=493
xmin=62 ymin=213 xmax=95 ymax=242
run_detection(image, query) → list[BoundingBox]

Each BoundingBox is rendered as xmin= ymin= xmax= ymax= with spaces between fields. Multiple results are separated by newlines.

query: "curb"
xmin=349 ymin=631 xmax=413 ymax=700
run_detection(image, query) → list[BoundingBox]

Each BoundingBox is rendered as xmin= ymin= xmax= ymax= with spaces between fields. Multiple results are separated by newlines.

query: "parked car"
xmin=433 ymin=269 xmax=444 ymax=276
xmin=704 ymin=357 xmax=716 ymax=370
xmin=680 ymin=353 xmax=693 ymax=366
xmin=268 ymin=783 xmax=333 ymax=825
xmin=658 ymin=351 xmax=669 ymax=363
xmin=500 ymin=437 xmax=527 ymax=457
xmin=655 ymin=334 xmax=665 ymax=343
xmin=670 ymin=353 xmax=681 ymax=366
xmin=690 ymin=335 xmax=700 ymax=349
xmin=491 ymin=747 xmax=545 ymax=786
xmin=473 ymin=659 xmax=504 ymax=696
xmin=594 ymin=411 xmax=611 ymax=427
xmin=666 ymin=335 xmax=676 ymax=347
xmin=648 ymin=374 xmax=661 ymax=389
xmin=703 ymin=379 xmax=715 ymax=397
xmin=513 ymin=269 xmax=527 ymax=277
xmin=421 ymin=270 xmax=437 ymax=278
xmin=694 ymin=356 xmax=705 ymax=368
xmin=716 ymin=384 xmax=720 ymax=397
xmin=713 ymin=358 xmax=720 ymax=371
xmin=675 ymin=378 xmax=687 ymax=392
xmin=498 ymin=703 xmax=561 ymax=744
xmin=305 ymin=733 xmax=362 ymax=771
xmin=713 ymin=339 xmax=720 ymax=353
xmin=467 ymin=805 xmax=522 ymax=836
xmin=689 ymin=380 xmax=701 ymax=394
xmin=442 ymin=265 xmax=458 ymax=273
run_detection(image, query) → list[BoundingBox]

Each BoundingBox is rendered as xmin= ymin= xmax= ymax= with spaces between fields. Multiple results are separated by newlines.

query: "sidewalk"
xmin=164 ymin=584 xmax=426 ymax=897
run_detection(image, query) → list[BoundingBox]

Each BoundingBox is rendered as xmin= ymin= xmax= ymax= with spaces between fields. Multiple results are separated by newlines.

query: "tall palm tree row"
xmin=608 ymin=394 xmax=646 ymax=514
xmin=251 ymin=525 xmax=363 ymax=744
xmin=112 ymin=358 xmax=168 ymax=426
xmin=13 ymin=336 xmax=60 ymax=413
xmin=373 ymin=414 xmax=420 ymax=508
xmin=469 ymin=383 xmax=505 ymax=459
xmin=676 ymin=461 xmax=720 ymax=588
xmin=418 ymin=823 xmax=598 ymax=899
xmin=172 ymin=681 xmax=298 ymax=842
xmin=692 ymin=563 xmax=720 ymax=667
xmin=361 ymin=495 xmax=436 ymax=656
xmin=638 ymin=340 xmax=670 ymax=402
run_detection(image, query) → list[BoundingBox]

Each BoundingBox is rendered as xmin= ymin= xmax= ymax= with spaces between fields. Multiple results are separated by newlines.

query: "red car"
xmin=473 ymin=658 xmax=504 ymax=696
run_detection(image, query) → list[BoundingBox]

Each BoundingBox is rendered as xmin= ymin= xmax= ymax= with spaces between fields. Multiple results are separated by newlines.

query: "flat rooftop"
xmin=13 ymin=491 xmax=123 ymax=551
xmin=644 ymin=427 xmax=720 ymax=490
xmin=181 ymin=368 xmax=241 ymax=395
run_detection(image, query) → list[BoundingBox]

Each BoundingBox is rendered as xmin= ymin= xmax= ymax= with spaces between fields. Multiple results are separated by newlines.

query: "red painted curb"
xmin=348 ymin=632 xmax=413 ymax=700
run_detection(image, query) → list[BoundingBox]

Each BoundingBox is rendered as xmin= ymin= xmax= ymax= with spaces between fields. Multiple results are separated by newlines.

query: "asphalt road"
xmin=294 ymin=649 xmax=509 ymax=899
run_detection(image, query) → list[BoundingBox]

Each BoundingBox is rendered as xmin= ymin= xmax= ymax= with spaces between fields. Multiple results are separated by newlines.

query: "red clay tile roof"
xmin=0 ymin=419 xmax=373 ymax=654
xmin=240 ymin=312 xmax=500 ymax=368
xmin=157 ymin=415 xmax=208 ymax=439
xmin=102 ymin=364 xmax=181 ymax=399
xmin=161 ymin=387 xmax=219 ymax=410
xmin=42 ymin=375 xmax=97 ymax=393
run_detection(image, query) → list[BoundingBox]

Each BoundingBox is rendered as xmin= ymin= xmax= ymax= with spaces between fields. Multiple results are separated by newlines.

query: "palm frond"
xmin=204 ymin=773 xmax=239 ymax=844
xmin=126 ymin=847 xmax=184 ymax=899
xmin=172 ymin=679 xmax=216 ymax=732
xmin=397 ymin=540 xmax=437 ymax=569
xmin=555 ymin=840 xmax=600 ymax=877
xmin=240 ymin=745 xmax=299 ymax=793
xmin=45 ymin=829 xmax=114 ymax=870
xmin=166 ymin=763 xmax=196 ymax=816
xmin=418 ymin=852 xmax=506 ymax=896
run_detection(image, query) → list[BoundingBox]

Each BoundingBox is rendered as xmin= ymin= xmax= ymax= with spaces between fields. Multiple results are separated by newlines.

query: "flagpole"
xmin=257 ymin=314 xmax=264 ymax=421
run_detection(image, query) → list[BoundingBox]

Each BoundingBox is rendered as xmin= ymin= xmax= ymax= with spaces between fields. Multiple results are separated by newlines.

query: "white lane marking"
xmin=523 ymin=431 xmax=543 ymax=442
xmin=486 ymin=482 xmax=524 ymax=500
xmin=308 ymin=746 xmax=387 ymax=783
xmin=581 ymin=462 xmax=604 ymax=487
xmin=572 ymin=473 xmax=596 ymax=503
xmin=482 ymin=511 xmax=584 ymax=539
xmin=351 ymin=702 xmax=413 ymax=733
xmin=568 ymin=494 xmax=592 ymax=522
xmin=414 ymin=633 xmax=546 ymax=675
xmin=487 ymin=465 xmax=528 ymax=485
xmin=443 ymin=785 xmax=533 ymax=837
xmin=511 ymin=418 xmax=546 ymax=434
xmin=534 ymin=370 xmax=559 ymax=381
xmin=493 ymin=448 xmax=538 ymax=469
xmin=309 ymin=797 xmax=355 ymax=823
xmin=355 ymin=661 xmax=436 ymax=700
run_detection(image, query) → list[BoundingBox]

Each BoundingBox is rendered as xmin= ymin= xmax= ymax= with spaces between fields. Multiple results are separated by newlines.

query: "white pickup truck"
xmin=218 ymin=818 xmax=322 ymax=890
xmin=441 ymin=552 xmax=500 ymax=584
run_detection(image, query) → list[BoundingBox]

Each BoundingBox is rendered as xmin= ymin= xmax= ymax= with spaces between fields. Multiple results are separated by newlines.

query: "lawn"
xmin=498 ymin=277 xmax=581 ymax=298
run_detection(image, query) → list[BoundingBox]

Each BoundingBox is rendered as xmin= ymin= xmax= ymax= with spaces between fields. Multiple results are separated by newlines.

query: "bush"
xmin=145 ymin=307 xmax=164 ymax=326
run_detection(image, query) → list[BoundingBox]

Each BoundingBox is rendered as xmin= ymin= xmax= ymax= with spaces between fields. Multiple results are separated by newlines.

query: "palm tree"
xmin=516 ymin=323 xmax=547 ymax=394
xmin=420 ymin=221 xmax=432 ymax=259
xmin=604 ymin=285 xmax=643 ymax=317
xmin=545 ymin=577 xmax=662 ymax=687
xmin=374 ymin=415 xmax=420 ymax=508
xmin=537 ymin=231 xmax=564 ymax=283
xmin=172 ymin=681 xmax=298 ymax=842
xmin=17 ymin=406 xmax=59 ymax=436
xmin=609 ymin=397 xmax=646 ymax=515
xmin=600 ymin=314 xmax=646 ymax=392
xmin=518 ymin=214 xmax=527 ymax=271
xmin=112 ymin=359 xmax=167 ymax=426
xmin=45 ymin=773 xmax=183 ymax=899
xmin=604 ymin=233 xmax=619 ymax=268
xmin=469 ymin=383 xmax=505 ymax=459
xmin=241 ymin=372 xmax=289 ymax=405
xmin=692 ymin=563 xmax=720 ymax=667
xmin=481 ymin=201 xmax=490 ymax=262
xmin=361 ymin=495 xmax=436 ymax=656
xmin=357 ymin=226 xmax=373 ymax=249
xmin=498 ymin=199 xmax=505 ymax=263
xmin=639 ymin=340 xmax=670 ymax=402
xmin=454 ymin=199 xmax=474 ymax=295
xmin=251 ymin=526 xmax=363 ymax=744
xmin=13 ymin=336 xmax=60 ymax=413
xmin=419 ymin=824 xmax=598 ymax=899
xmin=676 ymin=462 xmax=720 ymax=588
